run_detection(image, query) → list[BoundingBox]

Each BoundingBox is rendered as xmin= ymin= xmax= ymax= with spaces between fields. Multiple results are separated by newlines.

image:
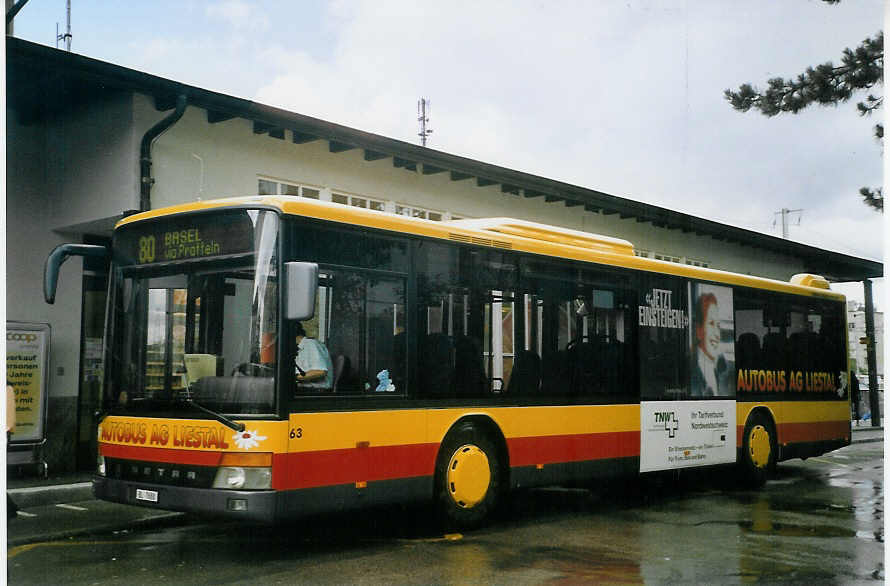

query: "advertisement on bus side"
xmin=639 ymin=400 xmax=736 ymax=472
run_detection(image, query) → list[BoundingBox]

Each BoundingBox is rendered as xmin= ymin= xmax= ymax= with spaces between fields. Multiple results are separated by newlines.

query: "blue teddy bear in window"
xmin=375 ymin=369 xmax=395 ymax=392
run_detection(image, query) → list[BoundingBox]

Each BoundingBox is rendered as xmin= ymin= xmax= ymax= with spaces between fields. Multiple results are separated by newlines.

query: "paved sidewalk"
xmin=850 ymin=423 xmax=883 ymax=444
xmin=5 ymin=425 xmax=882 ymax=546
xmin=6 ymin=499 xmax=185 ymax=547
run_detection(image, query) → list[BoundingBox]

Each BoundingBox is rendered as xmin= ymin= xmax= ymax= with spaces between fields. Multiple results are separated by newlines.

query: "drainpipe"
xmin=140 ymin=94 xmax=187 ymax=212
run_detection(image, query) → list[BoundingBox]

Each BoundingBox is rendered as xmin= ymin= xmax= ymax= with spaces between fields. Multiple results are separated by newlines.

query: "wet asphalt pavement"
xmin=7 ymin=438 xmax=883 ymax=584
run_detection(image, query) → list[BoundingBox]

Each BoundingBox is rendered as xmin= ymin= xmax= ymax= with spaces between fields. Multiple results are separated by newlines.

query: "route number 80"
xmin=139 ymin=236 xmax=156 ymax=263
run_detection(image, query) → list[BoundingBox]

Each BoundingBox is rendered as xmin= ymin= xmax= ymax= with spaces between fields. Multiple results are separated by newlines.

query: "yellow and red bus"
xmin=45 ymin=196 xmax=851 ymax=527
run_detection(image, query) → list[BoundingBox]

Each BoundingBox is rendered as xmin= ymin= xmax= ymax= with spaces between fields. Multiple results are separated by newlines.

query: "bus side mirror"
xmin=44 ymin=244 xmax=109 ymax=304
xmin=285 ymin=262 xmax=318 ymax=321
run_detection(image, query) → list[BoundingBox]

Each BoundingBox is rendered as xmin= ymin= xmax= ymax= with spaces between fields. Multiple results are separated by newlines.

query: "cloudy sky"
xmin=10 ymin=0 xmax=884 ymax=303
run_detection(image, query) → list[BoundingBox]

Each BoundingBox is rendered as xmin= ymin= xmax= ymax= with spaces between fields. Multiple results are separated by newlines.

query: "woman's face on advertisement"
xmin=700 ymin=301 xmax=720 ymax=360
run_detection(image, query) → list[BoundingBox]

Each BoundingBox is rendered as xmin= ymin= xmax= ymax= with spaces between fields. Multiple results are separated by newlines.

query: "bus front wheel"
xmin=435 ymin=422 xmax=502 ymax=529
xmin=740 ymin=412 xmax=776 ymax=488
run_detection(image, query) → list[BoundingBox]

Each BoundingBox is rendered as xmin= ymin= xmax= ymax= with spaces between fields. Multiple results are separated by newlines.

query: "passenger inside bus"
xmin=294 ymin=321 xmax=333 ymax=390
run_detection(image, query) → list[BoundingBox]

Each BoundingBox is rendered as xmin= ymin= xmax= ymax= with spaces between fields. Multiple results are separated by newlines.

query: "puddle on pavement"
xmin=494 ymin=544 xmax=642 ymax=584
xmin=738 ymin=519 xmax=856 ymax=538
xmin=734 ymin=494 xmax=855 ymax=517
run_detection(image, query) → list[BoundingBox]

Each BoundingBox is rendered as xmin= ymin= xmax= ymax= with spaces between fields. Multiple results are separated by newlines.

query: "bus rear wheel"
xmin=435 ymin=422 xmax=502 ymax=529
xmin=740 ymin=412 xmax=776 ymax=488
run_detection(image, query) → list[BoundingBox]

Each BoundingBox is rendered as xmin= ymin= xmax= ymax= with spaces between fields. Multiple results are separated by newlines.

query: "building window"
xmin=332 ymin=192 xmax=385 ymax=211
xmin=634 ymin=250 xmax=707 ymax=267
xmin=258 ymin=177 xmax=460 ymax=221
xmin=654 ymin=253 xmax=682 ymax=264
xmin=258 ymin=178 xmax=321 ymax=199
xmin=258 ymin=178 xmax=277 ymax=195
xmin=396 ymin=204 xmax=443 ymax=222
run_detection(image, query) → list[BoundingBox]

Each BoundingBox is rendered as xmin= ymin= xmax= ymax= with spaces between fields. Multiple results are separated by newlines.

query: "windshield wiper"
xmin=178 ymin=398 xmax=245 ymax=432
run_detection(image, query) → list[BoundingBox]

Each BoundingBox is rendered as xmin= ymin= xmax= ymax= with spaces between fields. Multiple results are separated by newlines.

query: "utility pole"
xmin=863 ymin=279 xmax=881 ymax=426
xmin=773 ymin=207 xmax=803 ymax=239
xmin=417 ymin=98 xmax=433 ymax=147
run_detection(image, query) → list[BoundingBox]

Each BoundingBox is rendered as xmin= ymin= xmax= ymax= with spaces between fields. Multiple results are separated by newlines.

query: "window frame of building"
xmin=332 ymin=190 xmax=386 ymax=212
xmin=395 ymin=204 xmax=445 ymax=222
xmin=258 ymin=177 xmax=322 ymax=200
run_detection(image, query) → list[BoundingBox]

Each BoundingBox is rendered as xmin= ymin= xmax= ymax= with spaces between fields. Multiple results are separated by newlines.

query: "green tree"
xmin=725 ymin=24 xmax=883 ymax=211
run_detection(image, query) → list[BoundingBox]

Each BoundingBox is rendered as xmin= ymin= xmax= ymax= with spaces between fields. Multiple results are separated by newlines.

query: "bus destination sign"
xmin=150 ymin=228 xmax=219 ymax=262
xmin=116 ymin=211 xmax=255 ymax=265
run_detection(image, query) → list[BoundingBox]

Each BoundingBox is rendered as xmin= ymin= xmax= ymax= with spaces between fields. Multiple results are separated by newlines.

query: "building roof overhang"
xmin=6 ymin=36 xmax=882 ymax=282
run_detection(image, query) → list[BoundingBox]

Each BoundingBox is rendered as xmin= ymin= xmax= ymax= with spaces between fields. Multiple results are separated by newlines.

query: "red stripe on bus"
xmin=778 ymin=421 xmax=850 ymax=444
xmin=507 ymin=431 xmax=640 ymax=468
xmin=100 ymin=443 xmax=223 ymax=467
xmin=272 ymin=432 xmax=639 ymax=490
xmin=273 ymin=443 xmax=439 ymax=490
xmin=735 ymin=421 xmax=850 ymax=446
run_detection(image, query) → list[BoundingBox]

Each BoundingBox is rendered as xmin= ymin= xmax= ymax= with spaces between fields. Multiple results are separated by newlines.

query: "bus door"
xmin=638 ymin=277 xmax=737 ymax=472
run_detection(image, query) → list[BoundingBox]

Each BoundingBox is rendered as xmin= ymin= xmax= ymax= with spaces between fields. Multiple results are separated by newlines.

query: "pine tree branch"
xmin=724 ymin=32 xmax=883 ymax=116
xmin=859 ymin=187 xmax=883 ymax=212
xmin=727 ymin=28 xmax=884 ymax=214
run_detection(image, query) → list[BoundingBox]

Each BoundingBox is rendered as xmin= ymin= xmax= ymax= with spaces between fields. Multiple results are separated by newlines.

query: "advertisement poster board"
xmin=638 ymin=280 xmax=738 ymax=473
xmin=640 ymin=400 xmax=736 ymax=472
xmin=6 ymin=322 xmax=51 ymax=444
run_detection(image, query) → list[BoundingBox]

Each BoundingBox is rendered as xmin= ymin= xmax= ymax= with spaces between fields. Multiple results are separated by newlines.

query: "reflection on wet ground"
xmin=739 ymin=518 xmax=857 ymax=538
xmin=9 ymin=443 xmax=883 ymax=584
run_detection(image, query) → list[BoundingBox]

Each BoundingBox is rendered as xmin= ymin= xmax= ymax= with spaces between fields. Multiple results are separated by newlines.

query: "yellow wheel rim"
xmin=447 ymin=444 xmax=491 ymax=509
xmin=748 ymin=424 xmax=772 ymax=469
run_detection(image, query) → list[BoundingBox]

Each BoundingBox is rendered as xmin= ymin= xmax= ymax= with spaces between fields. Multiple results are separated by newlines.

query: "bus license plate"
xmin=135 ymin=489 xmax=158 ymax=503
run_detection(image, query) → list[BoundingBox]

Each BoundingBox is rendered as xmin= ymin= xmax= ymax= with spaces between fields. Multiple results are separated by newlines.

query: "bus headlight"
xmin=97 ymin=455 xmax=106 ymax=476
xmin=212 ymin=467 xmax=272 ymax=490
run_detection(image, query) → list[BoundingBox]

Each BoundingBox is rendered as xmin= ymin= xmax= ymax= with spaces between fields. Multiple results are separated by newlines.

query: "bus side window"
xmin=414 ymin=241 xmax=518 ymax=399
xmin=520 ymin=259 xmax=638 ymax=399
xmin=286 ymin=223 xmax=409 ymax=396
xmin=299 ymin=269 xmax=406 ymax=396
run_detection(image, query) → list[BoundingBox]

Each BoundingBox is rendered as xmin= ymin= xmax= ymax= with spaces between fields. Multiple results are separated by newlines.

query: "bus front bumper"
xmin=93 ymin=476 xmax=278 ymax=522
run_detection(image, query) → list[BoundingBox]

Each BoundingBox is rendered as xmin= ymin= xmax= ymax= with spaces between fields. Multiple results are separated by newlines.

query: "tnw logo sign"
xmin=654 ymin=411 xmax=679 ymax=438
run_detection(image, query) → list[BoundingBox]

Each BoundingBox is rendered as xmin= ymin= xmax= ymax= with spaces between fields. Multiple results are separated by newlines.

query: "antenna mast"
xmin=773 ymin=207 xmax=803 ymax=239
xmin=417 ymin=98 xmax=433 ymax=147
xmin=56 ymin=0 xmax=71 ymax=51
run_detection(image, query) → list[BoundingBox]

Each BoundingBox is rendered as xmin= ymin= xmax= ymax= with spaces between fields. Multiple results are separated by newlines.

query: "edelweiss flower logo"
xmin=233 ymin=429 xmax=267 ymax=450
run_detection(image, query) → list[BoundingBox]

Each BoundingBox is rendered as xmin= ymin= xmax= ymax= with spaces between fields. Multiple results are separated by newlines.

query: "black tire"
xmin=434 ymin=422 xmax=502 ymax=529
xmin=739 ymin=411 xmax=776 ymax=488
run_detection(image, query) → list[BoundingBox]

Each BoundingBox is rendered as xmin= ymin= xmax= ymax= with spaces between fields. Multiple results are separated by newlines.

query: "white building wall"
xmin=47 ymin=92 xmax=139 ymax=228
xmin=8 ymin=110 xmax=83 ymax=401
xmin=141 ymin=95 xmax=809 ymax=283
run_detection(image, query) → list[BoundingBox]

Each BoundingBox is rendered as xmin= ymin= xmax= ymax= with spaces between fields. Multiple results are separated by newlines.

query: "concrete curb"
xmin=9 ymin=481 xmax=93 ymax=509
xmin=7 ymin=511 xmax=187 ymax=548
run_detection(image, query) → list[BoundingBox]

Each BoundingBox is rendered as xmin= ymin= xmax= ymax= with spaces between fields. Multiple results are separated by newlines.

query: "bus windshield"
xmin=106 ymin=209 xmax=280 ymax=416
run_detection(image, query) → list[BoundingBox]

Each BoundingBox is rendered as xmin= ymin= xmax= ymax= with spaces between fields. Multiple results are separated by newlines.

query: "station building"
xmin=6 ymin=38 xmax=883 ymax=473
